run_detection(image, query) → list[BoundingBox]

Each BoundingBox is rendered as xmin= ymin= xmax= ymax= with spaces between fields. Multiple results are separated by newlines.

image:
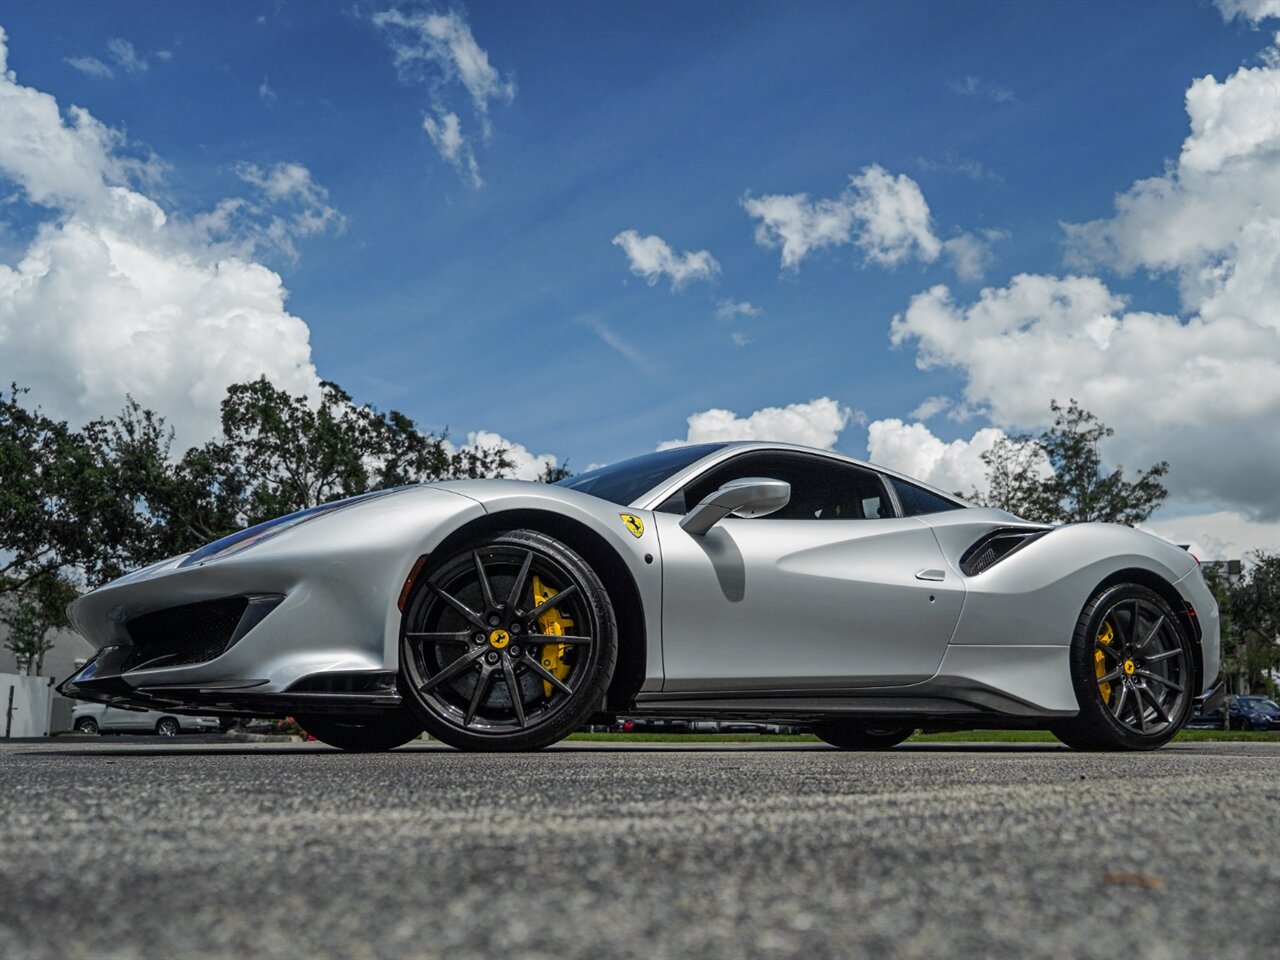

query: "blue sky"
xmin=1 ymin=0 xmax=1277 ymax=557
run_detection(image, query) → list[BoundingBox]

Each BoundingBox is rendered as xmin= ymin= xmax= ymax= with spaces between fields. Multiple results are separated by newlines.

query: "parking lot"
xmin=2 ymin=738 xmax=1278 ymax=959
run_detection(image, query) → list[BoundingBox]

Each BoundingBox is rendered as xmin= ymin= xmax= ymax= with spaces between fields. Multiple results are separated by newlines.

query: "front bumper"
xmin=59 ymin=486 xmax=484 ymax=717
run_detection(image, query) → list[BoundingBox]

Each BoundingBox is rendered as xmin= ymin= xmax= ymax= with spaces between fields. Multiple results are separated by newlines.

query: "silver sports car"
xmin=59 ymin=441 xmax=1221 ymax=752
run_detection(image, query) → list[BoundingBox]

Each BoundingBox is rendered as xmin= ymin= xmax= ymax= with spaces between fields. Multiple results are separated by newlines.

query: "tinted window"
xmin=663 ymin=452 xmax=891 ymax=520
xmin=555 ymin=443 xmax=725 ymax=506
xmin=892 ymin=478 xmax=963 ymax=517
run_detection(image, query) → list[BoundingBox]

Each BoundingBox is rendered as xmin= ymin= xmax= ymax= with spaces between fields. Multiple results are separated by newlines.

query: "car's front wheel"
xmin=812 ymin=721 xmax=914 ymax=750
xmin=297 ymin=711 xmax=424 ymax=752
xmin=75 ymin=717 xmax=99 ymax=736
xmin=399 ymin=529 xmax=617 ymax=752
xmin=1052 ymin=583 xmax=1193 ymax=751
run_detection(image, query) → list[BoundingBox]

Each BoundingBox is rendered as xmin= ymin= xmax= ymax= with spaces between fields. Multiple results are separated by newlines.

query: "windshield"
xmin=555 ymin=443 xmax=726 ymax=506
xmin=1238 ymin=697 xmax=1280 ymax=712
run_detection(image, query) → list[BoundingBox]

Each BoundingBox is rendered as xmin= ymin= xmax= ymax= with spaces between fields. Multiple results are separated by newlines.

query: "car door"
xmin=653 ymin=451 xmax=965 ymax=693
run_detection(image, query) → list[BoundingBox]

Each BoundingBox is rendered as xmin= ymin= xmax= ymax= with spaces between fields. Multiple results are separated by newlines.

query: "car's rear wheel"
xmin=399 ymin=529 xmax=617 ymax=752
xmin=156 ymin=717 xmax=181 ymax=737
xmin=297 ymin=710 xmax=424 ymax=752
xmin=812 ymin=721 xmax=914 ymax=750
xmin=75 ymin=717 xmax=99 ymax=736
xmin=1052 ymin=583 xmax=1193 ymax=751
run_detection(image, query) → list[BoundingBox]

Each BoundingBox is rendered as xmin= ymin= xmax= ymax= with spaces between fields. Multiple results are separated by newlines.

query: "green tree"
xmin=0 ymin=573 xmax=79 ymax=675
xmin=961 ymin=434 xmax=1051 ymax=518
xmin=0 ymin=386 xmax=149 ymax=591
xmin=964 ymin=399 xmax=1169 ymax=525
xmin=1217 ymin=551 xmax=1280 ymax=696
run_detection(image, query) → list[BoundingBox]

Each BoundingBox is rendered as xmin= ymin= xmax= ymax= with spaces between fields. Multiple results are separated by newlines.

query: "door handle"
xmin=915 ymin=569 xmax=946 ymax=581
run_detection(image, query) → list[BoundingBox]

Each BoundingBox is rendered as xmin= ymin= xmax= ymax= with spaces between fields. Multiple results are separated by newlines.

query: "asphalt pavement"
xmin=2 ymin=738 xmax=1277 ymax=960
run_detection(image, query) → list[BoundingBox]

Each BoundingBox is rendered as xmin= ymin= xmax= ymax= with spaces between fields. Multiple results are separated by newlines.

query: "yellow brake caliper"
xmin=1095 ymin=621 xmax=1115 ymax=704
xmin=532 ymin=575 xmax=573 ymax=698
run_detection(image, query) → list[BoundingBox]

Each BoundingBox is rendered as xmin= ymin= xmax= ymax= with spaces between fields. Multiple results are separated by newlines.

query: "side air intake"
xmin=959 ymin=528 xmax=1050 ymax=576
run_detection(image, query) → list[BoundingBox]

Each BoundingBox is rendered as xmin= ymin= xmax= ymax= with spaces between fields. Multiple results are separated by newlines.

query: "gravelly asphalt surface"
xmin=2 ymin=739 xmax=1278 ymax=960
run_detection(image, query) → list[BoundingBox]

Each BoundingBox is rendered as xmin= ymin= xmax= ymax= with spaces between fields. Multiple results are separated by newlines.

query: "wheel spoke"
xmin=1145 ymin=648 xmax=1182 ymax=664
xmin=473 ymin=552 xmax=498 ymax=611
xmin=1138 ymin=684 xmax=1172 ymax=725
xmin=501 ymin=657 xmax=527 ymax=728
xmin=405 ymin=631 xmax=472 ymax=644
xmin=419 ymin=646 xmax=487 ymax=692
xmin=1098 ymin=667 xmax=1125 ymax=685
xmin=1137 ymin=614 xmax=1165 ymax=652
xmin=529 ymin=633 xmax=592 ymax=646
xmin=428 ymin=583 xmax=487 ymax=630
xmin=1135 ymin=687 xmax=1149 ymax=732
xmin=463 ymin=666 xmax=495 ymax=726
xmin=1098 ymin=641 xmax=1125 ymax=662
xmin=526 ymin=583 xmax=579 ymax=621
xmin=506 ymin=551 xmax=534 ymax=611
xmin=524 ymin=657 xmax=574 ymax=696
xmin=1110 ymin=682 xmax=1130 ymax=720
xmin=1136 ymin=669 xmax=1184 ymax=693
xmin=1128 ymin=600 xmax=1143 ymax=649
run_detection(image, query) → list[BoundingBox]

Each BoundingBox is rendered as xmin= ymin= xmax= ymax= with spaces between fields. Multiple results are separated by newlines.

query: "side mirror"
xmin=679 ymin=477 xmax=791 ymax=536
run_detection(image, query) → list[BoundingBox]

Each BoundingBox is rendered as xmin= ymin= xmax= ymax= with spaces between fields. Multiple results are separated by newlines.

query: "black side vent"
xmin=959 ymin=529 xmax=1049 ymax=576
xmin=124 ymin=597 xmax=252 ymax=671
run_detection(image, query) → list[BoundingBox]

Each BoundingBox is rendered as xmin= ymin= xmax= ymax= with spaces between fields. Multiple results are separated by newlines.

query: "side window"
xmin=662 ymin=452 xmax=892 ymax=520
xmin=891 ymin=478 xmax=963 ymax=517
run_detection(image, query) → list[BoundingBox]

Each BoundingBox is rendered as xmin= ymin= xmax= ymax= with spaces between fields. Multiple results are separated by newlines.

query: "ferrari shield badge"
xmin=620 ymin=514 xmax=645 ymax=538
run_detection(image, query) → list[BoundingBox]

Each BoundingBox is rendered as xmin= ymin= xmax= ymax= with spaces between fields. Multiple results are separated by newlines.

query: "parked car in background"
xmin=1226 ymin=696 xmax=1280 ymax=730
xmin=1185 ymin=695 xmax=1280 ymax=731
xmin=71 ymin=703 xmax=221 ymax=737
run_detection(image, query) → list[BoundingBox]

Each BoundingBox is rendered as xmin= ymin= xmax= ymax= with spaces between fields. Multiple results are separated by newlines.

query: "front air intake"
xmin=123 ymin=595 xmax=280 ymax=671
xmin=959 ymin=529 xmax=1049 ymax=576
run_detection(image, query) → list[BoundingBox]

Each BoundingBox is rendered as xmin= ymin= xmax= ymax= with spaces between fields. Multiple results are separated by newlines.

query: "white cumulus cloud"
xmin=658 ymin=398 xmax=853 ymax=451
xmin=612 ymin=230 xmax=720 ymax=290
xmin=865 ymin=419 xmax=1016 ymax=496
xmin=889 ymin=31 xmax=1280 ymax=520
xmin=64 ymin=56 xmax=113 ymax=79
xmin=744 ymin=165 xmax=995 ymax=279
xmin=1214 ymin=0 xmax=1280 ymax=24
xmin=0 ymin=27 xmax=325 ymax=451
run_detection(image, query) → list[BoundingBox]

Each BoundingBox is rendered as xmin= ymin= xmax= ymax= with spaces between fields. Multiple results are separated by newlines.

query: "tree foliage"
xmin=1208 ymin=551 xmax=1280 ymax=696
xmin=0 ymin=572 xmax=79 ymax=675
xmin=0 ymin=378 xmax=522 ymax=594
xmin=964 ymin=399 xmax=1169 ymax=525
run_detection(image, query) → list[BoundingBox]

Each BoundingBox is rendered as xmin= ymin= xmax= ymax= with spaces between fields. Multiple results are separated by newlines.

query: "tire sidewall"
xmin=399 ymin=529 xmax=618 ymax=752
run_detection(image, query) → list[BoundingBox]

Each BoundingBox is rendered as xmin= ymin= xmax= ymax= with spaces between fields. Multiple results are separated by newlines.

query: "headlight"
xmin=180 ymin=488 xmax=408 ymax=567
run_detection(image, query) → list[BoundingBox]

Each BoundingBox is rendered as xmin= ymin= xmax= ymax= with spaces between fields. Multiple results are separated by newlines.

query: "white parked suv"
xmin=71 ymin=703 xmax=221 ymax=737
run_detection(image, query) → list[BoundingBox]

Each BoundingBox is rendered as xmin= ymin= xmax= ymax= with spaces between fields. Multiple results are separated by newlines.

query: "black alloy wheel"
xmin=399 ymin=529 xmax=617 ymax=752
xmin=75 ymin=717 xmax=99 ymax=736
xmin=297 ymin=710 xmax=424 ymax=752
xmin=812 ymin=721 xmax=915 ymax=750
xmin=1053 ymin=583 xmax=1193 ymax=751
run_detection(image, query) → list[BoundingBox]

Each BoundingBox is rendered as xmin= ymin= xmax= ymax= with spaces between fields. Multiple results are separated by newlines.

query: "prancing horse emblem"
xmin=620 ymin=514 xmax=645 ymax=539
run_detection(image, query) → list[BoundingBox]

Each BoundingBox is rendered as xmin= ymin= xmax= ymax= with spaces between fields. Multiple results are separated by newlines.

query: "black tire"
xmin=297 ymin=710 xmax=424 ymax=752
xmin=75 ymin=717 xmax=99 ymax=736
xmin=155 ymin=717 xmax=181 ymax=737
xmin=812 ymin=720 xmax=914 ymax=750
xmin=399 ymin=529 xmax=617 ymax=752
xmin=1052 ymin=583 xmax=1193 ymax=751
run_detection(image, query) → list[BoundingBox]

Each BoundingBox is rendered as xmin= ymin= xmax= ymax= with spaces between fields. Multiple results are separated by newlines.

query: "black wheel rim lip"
xmin=1095 ymin=596 xmax=1188 ymax=737
xmin=402 ymin=546 xmax=596 ymax=735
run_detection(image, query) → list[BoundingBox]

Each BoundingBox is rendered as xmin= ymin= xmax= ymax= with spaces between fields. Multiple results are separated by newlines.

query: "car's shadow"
xmin=19 ymin=741 xmax=1075 ymax=758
